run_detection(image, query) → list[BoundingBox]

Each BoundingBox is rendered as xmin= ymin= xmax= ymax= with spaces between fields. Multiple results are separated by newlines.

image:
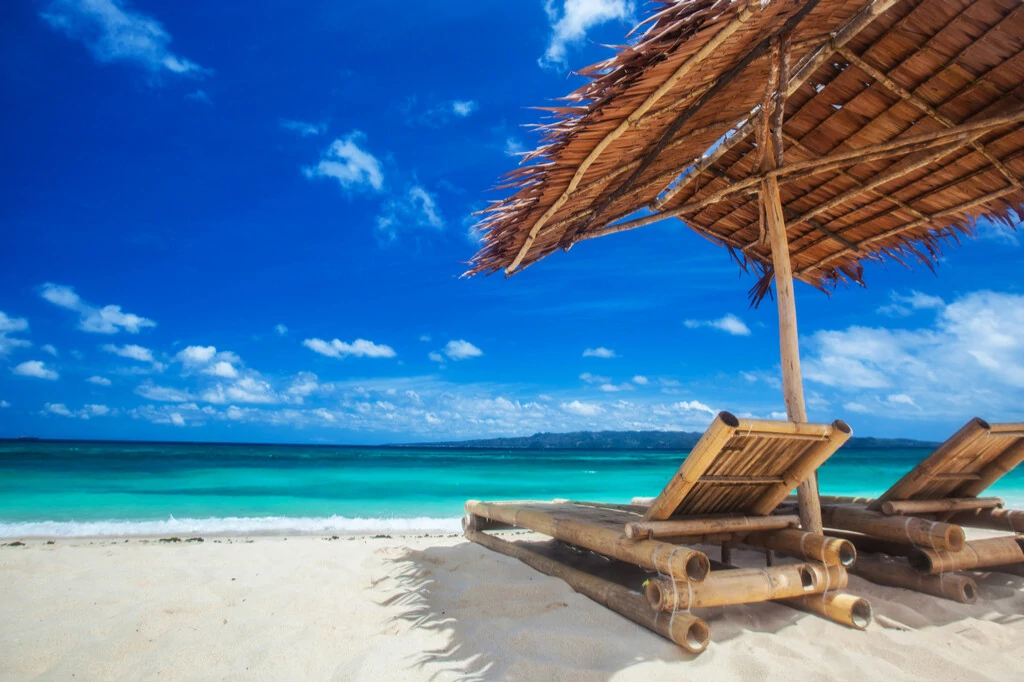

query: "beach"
xmin=2 ymin=532 xmax=1023 ymax=681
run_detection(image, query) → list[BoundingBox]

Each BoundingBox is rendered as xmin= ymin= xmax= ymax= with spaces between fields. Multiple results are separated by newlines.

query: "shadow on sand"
xmin=373 ymin=531 xmax=1023 ymax=680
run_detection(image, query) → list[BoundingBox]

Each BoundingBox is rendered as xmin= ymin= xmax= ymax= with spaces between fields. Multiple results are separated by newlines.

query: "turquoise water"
xmin=1 ymin=440 xmax=1022 ymax=537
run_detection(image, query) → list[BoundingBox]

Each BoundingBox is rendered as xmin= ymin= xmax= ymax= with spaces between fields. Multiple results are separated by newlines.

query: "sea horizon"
xmin=3 ymin=438 xmax=1022 ymax=539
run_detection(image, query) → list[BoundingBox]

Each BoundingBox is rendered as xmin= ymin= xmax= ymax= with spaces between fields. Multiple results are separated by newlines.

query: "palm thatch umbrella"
xmin=466 ymin=0 xmax=1024 ymax=532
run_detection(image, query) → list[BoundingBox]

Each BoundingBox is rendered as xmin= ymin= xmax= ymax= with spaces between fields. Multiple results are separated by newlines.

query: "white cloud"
xmin=40 ymin=0 xmax=207 ymax=77
xmin=102 ymin=343 xmax=154 ymax=363
xmin=580 ymin=372 xmax=610 ymax=384
xmin=505 ymin=137 xmax=526 ymax=157
xmin=303 ymin=338 xmax=396 ymax=359
xmin=805 ymin=290 xmax=1024 ymax=419
xmin=44 ymin=400 xmax=112 ymax=419
xmin=684 ymin=314 xmax=751 ymax=336
xmin=169 ymin=412 xmax=186 ymax=426
xmin=583 ymin=347 xmax=616 ymax=358
xmin=443 ymin=339 xmax=483 ymax=360
xmin=275 ymin=324 xmax=288 ymax=336
xmin=428 ymin=351 xmax=445 ymax=363
xmin=41 ymin=344 xmax=58 ymax=356
xmin=539 ymin=0 xmax=633 ymax=68
xmin=375 ymin=185 xmax=444 ymax=244
xmin=87 ymin=375 xmax=112 ymax=386
xmin=560 ymin=400 xmax=603 ymax=416
xmin=286 ymin=372 xmax=324 ymax=403
xmin=41 ymin=283 xmax=155 ymax=334
xmin=672 ymin=400 xmax=716 ymax=417
xmin=203 ymin=360 xmax=238 ymax=378
xmin=451 ymin=100 xmax=478 ymax=117
xmin=632 ymin=375 xmax=649 ymax=385
xmin=877 ymin=290 xmax=946 ymax=317
xmin=0 ymin=311 xmax=31 ymax=356
xmin=202 ymin=376 xmax=277 ymax=404
xmin=303 ymin=132 xmax=384 ymax=192
xmin=280 ymin=119 xmax=326 ymax=137
xmin=135 ymin=382 xmax=194 ymax=402
xmin=175 ymin=345 xmax=217 ymax=366
xmin=45 ymin=403 xmax=73 ymax=417
xmin=0 ymin=312 xmax=29 ymax=334
xmin=12 ymin=360 xmax=59 ymax=380
xmin=0 ymin=400 xmax=9 ymax=408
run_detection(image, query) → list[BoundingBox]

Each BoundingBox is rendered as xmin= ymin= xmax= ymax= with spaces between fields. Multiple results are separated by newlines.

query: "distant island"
xmin=395 ymin=430 xmax=939 ymax=450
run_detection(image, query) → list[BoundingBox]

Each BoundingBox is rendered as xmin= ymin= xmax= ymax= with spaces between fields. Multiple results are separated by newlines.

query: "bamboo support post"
xmin=947 ymin=507 xmax=1024 ymax=533
xmin=909 ymin=535 xmax=1024 ymax=575
xmin=880 ymin=497 xmax=1004 ymax=516
xmin=645 ymin=563 xmax=847 ymax=612
xmin=780 ymin=593 xmax=872 ymax=630
xmin=466 ymin=500 xmax=710 ymax=582
xmin=762 ymin=170 xmax=821 ymax=534
xmin=821 ymin=504 xmax=965 ymax=552
xmin=625 ymin=514 xmax=799 ymax=541
xmin=851 ymin=555 xmax=978 ymax=604
xmin=870 ymin=419 xmax=991 ymax=510
xmin=465 ymin=529 xmax=711 ymax=654
xmin=742 ymin=528 xmax=857 ymax=567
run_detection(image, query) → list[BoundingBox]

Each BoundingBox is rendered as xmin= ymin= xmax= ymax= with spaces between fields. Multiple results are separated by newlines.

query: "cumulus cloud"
xmin=303 ymin=338 xmax=396 ymax=359
xmin=451 ymin=100 xmax=477 ymax=117
xmin=275 ymin=324 xmax=288 ymax=336
xmin=579 ymin=372 xmax=610 ymax=384
xmin=41 ymin=344 xmax=58 ymax=356
xmin=539 ymin=0 xmax=633 ymax=68
xmin=876 ymin=290 xmax=946 ymax=317
xmin=428 ymin=351 xmax=445 ymax=364
xmin=102 ymin=343 xmax=155 ymax=363
xmin=46 ymin=402 xmax=111 ymax=419
xmin=583 ymin=347 xmax=616 ymax=358
xmin=375 ymin=185 xmax=444 ymax=244
xmin=135 ymin=382 xmax=194 ymax=402
xmin=41 ymin=283 xmax=155 ymax=334
xmin=12 ymin=360 xmax=59 ymax=380
xmin=40 ymin=0 xmax=207 ymax=77
xmin=684 ymin=314 xmax=751 ymax=336
xmin=303 ymin=132 xmax=384 ymax=192
xmin=443 ymin=340 xmax=483 ymax=360
xmin=280 ymin=119 xmax=326 ymax=137
xmin=632 ymin=375 xmax=649 ymax=385
xmin=804 ymin=290 xmax=1024 ymax=419
xmin=87 ymin=375 xmax=112 ymax=386
xmin=560 ymin=400 xmax=603 ymax=416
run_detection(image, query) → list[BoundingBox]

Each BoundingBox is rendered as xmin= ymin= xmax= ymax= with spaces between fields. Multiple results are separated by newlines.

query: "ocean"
xmin=2 ymin=440 xmax=1022 ymax=538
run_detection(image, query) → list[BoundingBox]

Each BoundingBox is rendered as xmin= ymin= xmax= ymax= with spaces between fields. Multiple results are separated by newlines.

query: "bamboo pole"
xmin=643 ymin=411 xmax=738 ymax=521
xmin=780 ymin=593 xmax=872 ymax=630
xmin=762 ymin=171 xmax=821 ymax=534
xmin=820 ymin=504 xmax=966 ymax=551
xmin=851 ymin=555 xmax=978 ymax=604
xmin=824 ymin=530 xmax=916 ymax=559
xmin=742 ymin=529 xmax=857 ymax=567
xmin=909 ymin=535 xmax=1024 ymax=575
xmin=503 ymin=1 xmax=758 ymax=274
xmin=645 ymin=563 xmax=847 ymax=611
xmin=880 ymin=497 xmax=1004 ymax=516
xmin=869 ymin=418 xmax=990 ymax=511
xmin=462 ymin=514 xmax=517 ymax=532
xmin=947 ymin=507 xmax=1024 ymax=534
xmin=625 ymin=514 xmax=799 ymax=541
xmin=466 ymin=500 xmax=710 ymax=582
xmin=465 ymin=529 xmax=711 ymax=654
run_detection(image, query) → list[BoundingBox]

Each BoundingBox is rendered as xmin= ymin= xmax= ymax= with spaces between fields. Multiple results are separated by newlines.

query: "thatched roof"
xmin=467 ymin=0 xmax=1024 ymax=301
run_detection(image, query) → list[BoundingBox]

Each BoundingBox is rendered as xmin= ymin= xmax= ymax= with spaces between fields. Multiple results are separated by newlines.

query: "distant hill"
xmin=395 ymin=430 xmax=938 ymax=450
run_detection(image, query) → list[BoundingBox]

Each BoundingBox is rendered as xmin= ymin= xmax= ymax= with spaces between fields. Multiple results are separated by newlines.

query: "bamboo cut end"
xmin=836 ymin=539 xmax=857 ymax=567
xmin=849 ymin=598 xmax=873 ymax=629
xmin=718 ymin=411 xmax=740 ymax=428
xmin=971 ymin=417 xmax=992 ymax=431
xmin=678 ymin=619 xmax=711 ymax=654
xmin=832 ymin=419 xmax=853 ymax=435
xmin=687 ymin=554 xmax=712 ymax=582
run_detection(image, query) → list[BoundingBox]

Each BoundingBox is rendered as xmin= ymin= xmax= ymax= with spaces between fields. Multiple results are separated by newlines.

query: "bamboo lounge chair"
xmin=463 ymin=411 xmax=868 ymax=654
xmin=815 ymin=418 xmax=1024 ymax=604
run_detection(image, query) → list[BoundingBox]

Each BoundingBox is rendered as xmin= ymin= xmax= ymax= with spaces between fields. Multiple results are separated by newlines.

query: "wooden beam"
xmin=502 ymin=2 xmax=758 ymax=274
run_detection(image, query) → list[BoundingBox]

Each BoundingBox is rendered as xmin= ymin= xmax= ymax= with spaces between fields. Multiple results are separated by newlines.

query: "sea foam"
xmin=0 ymin=515 xmax=464 ymax=539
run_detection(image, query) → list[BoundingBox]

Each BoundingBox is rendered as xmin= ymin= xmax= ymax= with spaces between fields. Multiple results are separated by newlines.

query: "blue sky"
xmin=1 ymin=0 xmax=1022 ymax=444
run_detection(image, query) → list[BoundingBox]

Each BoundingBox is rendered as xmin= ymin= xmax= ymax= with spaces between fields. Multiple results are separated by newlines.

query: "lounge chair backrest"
xmin=643 ymin=412 xmax=852 ymax=521
xmin=870 ymin=419 xmax=1024 ymax=510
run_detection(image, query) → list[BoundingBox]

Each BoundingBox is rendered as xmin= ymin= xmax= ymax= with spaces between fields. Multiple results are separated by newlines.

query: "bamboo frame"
xmin=851 ymin=555 xmax=978 ymax=604
xmin=645 ymin=563 xmax=846 ymax=611
xmin=742 ymin=528 xmax=856 ymax=567
xmin=909 ymin=536 xmax=1024 ymax=575
xmin=820 ymin=504 xmax=966 ymax=552
xmin=624 ymin=514 xmax=799 ymax=541
xmin=879 ymin=497 xmax=1003 ymax=516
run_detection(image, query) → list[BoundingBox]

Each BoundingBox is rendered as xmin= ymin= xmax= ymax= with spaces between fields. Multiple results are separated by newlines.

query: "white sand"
xmin=1 ymin=533 xmax=1022 ymax=681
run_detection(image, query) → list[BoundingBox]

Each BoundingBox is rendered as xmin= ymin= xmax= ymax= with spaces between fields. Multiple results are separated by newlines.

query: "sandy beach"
xmin=1 ymin=533 xmax=1022 ymax=681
